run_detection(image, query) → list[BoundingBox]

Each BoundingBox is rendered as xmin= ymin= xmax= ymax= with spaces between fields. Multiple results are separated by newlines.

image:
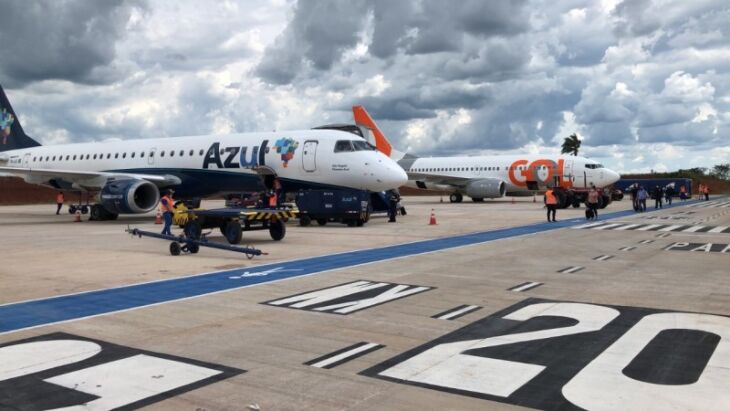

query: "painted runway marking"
xmin=656 ymin=233 xmax=671 ymax=238
xmin=614 ymin=223 xmax=642 ymax=231
xmin=619 ymin=246 xmax=636 ymax=251
xmin=578 ymin=222 xmax=730 ymax=234
xmin=305 ymin=342 xmax=384 ymax=369
xmin=433 ymin=305 xmax=483 ymax=320
xmin=593 ymin=255 xmax=614 ymax=261
xmin=263 ymin=280 xmax=432 ymax=315
xmin=0 ymin=198 xmax=707 ymax=335
xmin=664 ymin=242 xmax=730 ymax=254
xmin=508 ymin=282 xmax=543 ymax=292
xmin=228 ymin=267 xmax=301 ymax=279
xmin=0 ymin=333 xmax=243 ymax=410
xmin=638 ymin=239 xmax=654 ymax=244
xmin=362 ymin=298 xmax=730 ymax=409
xmin=558 ymin=266 xmax=584 ymax=274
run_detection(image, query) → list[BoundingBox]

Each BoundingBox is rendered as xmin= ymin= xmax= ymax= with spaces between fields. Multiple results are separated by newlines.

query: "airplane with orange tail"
xmin=352 ymin=106 xmax=620 ymax=206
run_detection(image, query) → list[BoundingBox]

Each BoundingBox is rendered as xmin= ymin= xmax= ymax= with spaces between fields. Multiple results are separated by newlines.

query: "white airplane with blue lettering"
xmin=0 ymin=85 xmax=407 ymax=220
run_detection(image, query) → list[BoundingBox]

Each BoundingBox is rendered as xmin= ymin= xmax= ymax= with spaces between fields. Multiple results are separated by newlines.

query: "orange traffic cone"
xmin=154 ymin=209 xmax=162 ymax=224
xmin=429 ymin=209 xmax=437 ymax=225
xmin=74 ymin=209 xmax=82 ymax=222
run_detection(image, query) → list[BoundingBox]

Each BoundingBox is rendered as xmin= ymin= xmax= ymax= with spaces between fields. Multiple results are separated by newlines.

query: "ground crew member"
xmin=55 ymin=191 xmax=64 ymax=215
xmin=653 ymin=185 xmax=663 ymax=209
xmin=586 ymin=186 xmax=599 ymax=220
xmin=387 ymin=190 xmax=399 ymax=223
xmin=665 ymin=184 xmax=674 ymax=205
xmin=679 ymin=184 xmax=687 ymax=200
xmin=698 ymin=184 xmax=704 ymax=200
xmin=637 ymin=186 xmax=648 ymax=212
xmin=544 ymin=186 xmax=558 ymax=222
xmin=704 ymin=185 xmax=710 ymax=201
xmin=160 ymin=189 xmax=175 ymax=236
xmin=273 ymin=177 xmax=283 ymax=206
xmin=268 ymin=190 xmax=278 ymax=208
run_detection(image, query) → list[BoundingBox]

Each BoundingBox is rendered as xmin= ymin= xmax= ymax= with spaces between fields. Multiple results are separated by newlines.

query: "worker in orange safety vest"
xmin=159 ymin=189 xmax=175 ymax=235
xmin=544 ymin=186 xmax=558 ymax=222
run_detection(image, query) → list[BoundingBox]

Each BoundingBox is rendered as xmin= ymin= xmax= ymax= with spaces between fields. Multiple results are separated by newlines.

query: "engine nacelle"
xmin=466 ymin=178 xmax=506 ymax=199
xmin=100 ymin=179 xmax=160 ymax=214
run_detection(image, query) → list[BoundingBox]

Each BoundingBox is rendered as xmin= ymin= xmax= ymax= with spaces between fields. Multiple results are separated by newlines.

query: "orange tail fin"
xmin=352 ymin=105 xmax=392 ymax=157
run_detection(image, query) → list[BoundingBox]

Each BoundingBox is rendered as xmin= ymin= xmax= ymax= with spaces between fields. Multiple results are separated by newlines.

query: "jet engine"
xmin=100 ymin=179 xmax=160 ymax=214
xmin=465 ymin=178 xmax=506 ymax=199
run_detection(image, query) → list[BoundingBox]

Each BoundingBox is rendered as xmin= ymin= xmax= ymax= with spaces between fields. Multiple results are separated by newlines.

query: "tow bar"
xmin=126 ymin=227 xmax=266 ymax=259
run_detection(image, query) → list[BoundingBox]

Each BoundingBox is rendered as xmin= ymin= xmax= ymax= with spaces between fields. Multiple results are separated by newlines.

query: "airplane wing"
xmin=0 ymin=166 xmax=181 ymax=190
xmin=408 ymin=172 xmax=473 ymax=188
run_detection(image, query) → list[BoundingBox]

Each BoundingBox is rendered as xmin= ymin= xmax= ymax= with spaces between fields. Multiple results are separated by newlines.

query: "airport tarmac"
xmin=1 ymin=195 xmax=729 ymax=410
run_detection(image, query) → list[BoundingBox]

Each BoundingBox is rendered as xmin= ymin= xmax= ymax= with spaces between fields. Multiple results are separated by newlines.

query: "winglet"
xmin=352 ymin=105 xmax=392 ymax=157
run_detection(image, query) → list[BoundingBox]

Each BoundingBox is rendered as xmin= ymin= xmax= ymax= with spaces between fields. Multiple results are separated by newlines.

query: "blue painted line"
xmin=0 ymin=198 xmax=711 ymax=334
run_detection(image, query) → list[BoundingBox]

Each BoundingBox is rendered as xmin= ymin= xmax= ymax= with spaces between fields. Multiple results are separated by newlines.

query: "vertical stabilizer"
xmin=353 ymin=105 xmax=404 ymax=159
xmin=0 ymin=84 xmax=41 ymax=152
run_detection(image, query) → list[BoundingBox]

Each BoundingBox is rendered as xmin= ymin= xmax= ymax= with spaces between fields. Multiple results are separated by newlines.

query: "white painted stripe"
xmin=709 ymin=226 xmax=729 ymax=233
xmin=45 ymin=354 xmax=221 ymax=410
xmin=639 ymin=239 xmax=654 ymax=244
xmin=560 ymin=266 xmax=584 ymax=274
xmin=614 ymin=223 xmax=642 ymax=231
xmin=619 ymin=246 xmax=636 ymax=251
xmin=593 ymin=223 xmax=624 ymax=230
xmin=574 ymin=222 xmax=608 ymax=229
xmin=594 ymin=255 xmax=613 ymax=261
xmin=635 ymin=224 xmax=663 ymax=231
xmin=439 ymin=305 xmax=480 ymax=320
xmin=682 ymin=225 xmax=706 ymax=233
xmin=511 ymin=282 xmax=542 ymax=292
xmin=310 ymin=343 xmax=380 ymax=368
xmin=658 ymin=225 xmax=684 ymax=232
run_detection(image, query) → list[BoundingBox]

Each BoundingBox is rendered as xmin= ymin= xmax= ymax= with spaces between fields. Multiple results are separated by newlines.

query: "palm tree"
xmin=561 ymin=133 xmax=581 ymax=156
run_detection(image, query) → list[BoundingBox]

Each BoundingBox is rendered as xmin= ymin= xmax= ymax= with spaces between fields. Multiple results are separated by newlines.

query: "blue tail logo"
xmin=1 ymin=108 xmax=14 ymax=145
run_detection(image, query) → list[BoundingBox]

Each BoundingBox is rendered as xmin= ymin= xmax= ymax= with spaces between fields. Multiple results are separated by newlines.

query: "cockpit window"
xmin=334 ymin=140 xmax=354 ymax=152
xmin=352 ymin=140 xmax=375 ymax=151
xmin=585 ymin=163 xmax=604 ymax=169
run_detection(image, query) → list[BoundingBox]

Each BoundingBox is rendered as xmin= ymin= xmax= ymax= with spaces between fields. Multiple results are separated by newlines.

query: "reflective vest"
xmin=679 ymin=186 xmax=686 ymax=193
xmin=159 ymin=195 xmax=174 ymax=213
xmin=545 ymin=189 xmax=557 ymax=205
xmin=56 ymin=193 xmax=64 ymax=203
xmin=268 ymin=193 xmax=277 ymax=207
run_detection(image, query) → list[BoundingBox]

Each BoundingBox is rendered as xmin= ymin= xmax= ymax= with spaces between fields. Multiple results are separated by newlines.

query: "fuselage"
xmin=404 ymin=154 xmax=620 ymax=195
xmin=2 ymin=129 xmax=407 ymax=198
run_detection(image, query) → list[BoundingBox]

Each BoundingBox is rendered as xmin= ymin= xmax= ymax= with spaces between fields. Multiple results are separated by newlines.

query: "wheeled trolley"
xmin=182 ymin=207 xmax=298 ymax=245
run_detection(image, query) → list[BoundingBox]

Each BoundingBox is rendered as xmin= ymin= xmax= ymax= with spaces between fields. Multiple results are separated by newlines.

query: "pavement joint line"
xmin=0 ymin=196 xmax=717 ymax=335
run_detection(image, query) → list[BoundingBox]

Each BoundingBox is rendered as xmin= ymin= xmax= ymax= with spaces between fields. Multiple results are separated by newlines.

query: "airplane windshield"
xmin=352 ymin=140 xmax=375 ymax=151
xmin=334 ymin=140 xmax=354 ymax=152
xmin=334 ymin=140 xmax=375 ymax=153
xmin=585 ymin=163 xmax=604 ymax=169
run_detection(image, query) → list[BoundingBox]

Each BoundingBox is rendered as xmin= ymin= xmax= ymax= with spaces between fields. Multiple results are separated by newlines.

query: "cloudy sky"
xmin=1 ymin=0 xmax=728 ymax=173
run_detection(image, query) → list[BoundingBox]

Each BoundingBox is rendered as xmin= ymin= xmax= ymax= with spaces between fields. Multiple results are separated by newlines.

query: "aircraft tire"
xmin=299 ymin=215 xmax=311 ymax=226
xmin=449 ymin=193 xmax=463 ymax=203
xmin=316 ymin=218 xmax=327 ymax=226
xmin=184 ymin=220 xmax=203 ymax=240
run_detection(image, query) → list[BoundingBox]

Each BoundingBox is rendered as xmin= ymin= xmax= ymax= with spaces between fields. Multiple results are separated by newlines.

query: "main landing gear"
xmin=449 ymin=193 xmax=463 ymax=203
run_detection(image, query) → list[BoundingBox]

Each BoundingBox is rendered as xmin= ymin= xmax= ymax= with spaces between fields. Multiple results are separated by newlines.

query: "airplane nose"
xmin=607 ymin=169 xmax=621 ymax=184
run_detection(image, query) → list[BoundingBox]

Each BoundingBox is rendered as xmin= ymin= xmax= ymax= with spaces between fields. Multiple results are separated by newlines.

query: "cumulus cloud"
xmin=0 ymin=0 xmax=728 ymax=174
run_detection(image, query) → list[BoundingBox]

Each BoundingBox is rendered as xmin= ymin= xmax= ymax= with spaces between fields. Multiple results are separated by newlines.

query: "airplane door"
xmin=22 ymin=153 xmax=31 ymax=168
xmin=148 ymin=148 xmax=156 ymax=165
xmin=302 ymin=140 xmax=317 ymax=172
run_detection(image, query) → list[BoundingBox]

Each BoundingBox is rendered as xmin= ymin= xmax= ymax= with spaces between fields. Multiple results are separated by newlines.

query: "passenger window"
xmin=65 ymin=155 xmax=69 ymax=160
xmin=122 ymin=153 xmax=127 ymax=158
xmin=189 ymin=149 xmax=194 ymax=156
xmin=115 ymin=153 xmax=119 ymax=159
xmin=170 ymin=150 xmax=175 ymax=157
xmin=141 ymin=152 xmax=145 ymax=158
xmin=180 ymin=150 xmax=184 ymax=156
xmin=106 ymin=154 xmax=110 ymax=159
xmin=131 ymin=152 xmax=135 ymax=158
xmin=149 ymin=151 xmax=154 ymax=157
xmin=334 ymin=140 xmax=354 ymax=152
xmin=86 ymin=154 xmax=90 ymax=160
xmin=199 ymin=149 xmax=204 ymax=156
xmin=161 ymin=151 xmax=165 ymax=157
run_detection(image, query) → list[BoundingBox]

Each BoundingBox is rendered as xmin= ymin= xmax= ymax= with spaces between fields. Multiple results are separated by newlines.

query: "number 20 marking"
xmin=378 ymin=302 xmax=730 ymax=409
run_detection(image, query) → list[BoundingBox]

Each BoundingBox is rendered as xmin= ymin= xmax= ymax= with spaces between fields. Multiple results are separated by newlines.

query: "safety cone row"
xmin=428 ymin=209 xmax=437 ymax=225
xmin=154 ymin=209 xmax=162 ymax=224
xmin=74 ymin=209 xmax=82 ymax=222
